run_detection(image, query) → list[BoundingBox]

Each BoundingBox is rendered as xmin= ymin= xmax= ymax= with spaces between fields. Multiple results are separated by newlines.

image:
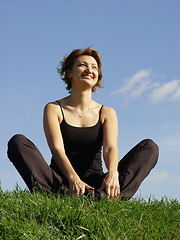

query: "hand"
xmin=99 ymin=171 xmax=120 ymax=199
xmin=68 ymin=176 xmax=94 ymax=195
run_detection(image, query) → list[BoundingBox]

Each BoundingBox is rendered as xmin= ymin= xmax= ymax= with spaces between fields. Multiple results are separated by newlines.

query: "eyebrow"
xmin=79 ymin=61 xmax=97 ymax=66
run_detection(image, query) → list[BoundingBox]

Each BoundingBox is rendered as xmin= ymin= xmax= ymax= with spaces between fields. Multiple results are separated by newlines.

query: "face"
xmin=69 ymin=55 xmax=99 ymax=89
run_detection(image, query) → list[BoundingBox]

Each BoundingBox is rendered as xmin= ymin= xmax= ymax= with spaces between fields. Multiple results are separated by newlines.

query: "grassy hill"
xmin=0 ymin=187 xmax=179 ymax=239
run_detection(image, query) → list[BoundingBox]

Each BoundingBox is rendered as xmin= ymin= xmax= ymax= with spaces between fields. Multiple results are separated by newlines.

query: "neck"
xmin=69 ymin=88 xmax=93 ymax=109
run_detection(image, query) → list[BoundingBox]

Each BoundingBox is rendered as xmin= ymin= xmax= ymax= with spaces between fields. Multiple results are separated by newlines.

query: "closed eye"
xmin=79 ymin=63 xmax=98 ymax=70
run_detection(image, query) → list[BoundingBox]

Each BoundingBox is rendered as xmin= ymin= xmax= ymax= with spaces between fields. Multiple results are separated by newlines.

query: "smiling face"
xmin=69 ymin=55 xmax=99 ymax=90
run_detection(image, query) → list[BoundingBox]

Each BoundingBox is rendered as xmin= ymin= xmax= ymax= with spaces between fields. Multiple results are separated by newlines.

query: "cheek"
xmin=70 ymin=69 xmax=80 ymax=79
xmin=95 ymin=71 xmax=99 ymax=79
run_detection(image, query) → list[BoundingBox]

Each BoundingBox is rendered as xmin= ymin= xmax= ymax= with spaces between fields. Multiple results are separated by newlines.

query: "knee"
xmin=142 ymin=139 xmax=159 ymax=153
xmin=146 ymin=139 xmax=159 ymax=154
xmin=142 ymin=139 xmax=159 ymax=163
xmin=8 ymin=134 xmax=26 ymax=147
xmin=7 ymin=134 xmax=26 ymax=155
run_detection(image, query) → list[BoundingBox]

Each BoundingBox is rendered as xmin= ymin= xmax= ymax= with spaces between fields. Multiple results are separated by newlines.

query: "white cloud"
xmin=110 ymin=69 xmax=152 ymax=95
xmin=130 ymin=80 xmax=158 ymax=99
xmin=150 ymin=79 xmax=179 ymax=103
xmin=170 ymin=86 xmax=180 ymax=101
xmin=147 ymin=171 xmax=172 ymax=183
xmin=110 ymin=69 xmax=180 ymax=103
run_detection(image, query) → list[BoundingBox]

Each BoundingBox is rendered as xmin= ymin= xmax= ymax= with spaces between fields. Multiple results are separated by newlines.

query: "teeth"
xmin=83 ymin=75 xmax=93 ymax=79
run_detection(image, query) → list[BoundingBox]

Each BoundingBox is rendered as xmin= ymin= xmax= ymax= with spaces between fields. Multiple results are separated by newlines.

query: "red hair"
xmin=57 ymin=47 xmax=103 ymax=92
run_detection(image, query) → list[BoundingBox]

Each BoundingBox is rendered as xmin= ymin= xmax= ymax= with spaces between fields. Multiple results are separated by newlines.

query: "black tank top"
xmin=50 ymin=101 xmax=104 ymax=179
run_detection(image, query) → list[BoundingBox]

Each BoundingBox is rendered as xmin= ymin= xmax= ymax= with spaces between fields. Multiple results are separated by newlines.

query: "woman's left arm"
xmin=99 ymin=107 xmax=120 ymax=199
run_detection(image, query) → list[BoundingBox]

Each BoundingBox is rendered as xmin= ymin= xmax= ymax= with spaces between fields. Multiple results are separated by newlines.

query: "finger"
xmin=106 ymin=186 xmax=111 ymax=198
xmin=71 ymin=187 xmax=77 ymax=195
xmin=114 ymin=187 xmax=119 ymax=199
xmin=117 ymin=186 xmax=120 ymax=198
xmin=85 ymin=183 xmax=94 ymax=190
xmin=110 ymin=186 xmax=115 ymax=199
xmin=99 ymin=181 xmax=105 ymax=191
xmin=76 ymin=188 xmax=80 ymax=195
xmin=73 ymin=184 xmax=80 ymax=195
xmin=69 ymin=184 xmax=74 ymax=195
xmin=80 ymin=185 xmax=86 ymax=195
xmin=112 ymin=187 xmax=116 ymax=199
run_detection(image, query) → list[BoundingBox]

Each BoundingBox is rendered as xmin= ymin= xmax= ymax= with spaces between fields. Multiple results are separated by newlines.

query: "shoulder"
xmin=44 ymin=101 xmax=59 ymax=113
xmin=44 ymin=97 xmax=68 ymax=111
xmin=43 ymin=100 xmax=63 ymax=123
xmin=101 ymin=106 xmax=117 ymax=114
xmin=45 ymin=95 xmax=69 ymax=106
xmin=101 ymin=106 xmax=118 ymax=124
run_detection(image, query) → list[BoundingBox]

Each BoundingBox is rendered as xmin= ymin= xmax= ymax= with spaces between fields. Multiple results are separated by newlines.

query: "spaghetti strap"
xmin=56 ymin=100 xmax=64 ymax=119
xmin=99 ymin=105 xmax=103 ymax=121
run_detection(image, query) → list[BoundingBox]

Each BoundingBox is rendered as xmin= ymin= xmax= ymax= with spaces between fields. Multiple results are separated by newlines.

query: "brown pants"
xmin=7 ymin=134 xmax=159 ymax=198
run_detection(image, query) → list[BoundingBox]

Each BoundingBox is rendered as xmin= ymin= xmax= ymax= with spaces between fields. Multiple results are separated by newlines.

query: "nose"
xmin=86 ymin=65 xmax=92 ymax=73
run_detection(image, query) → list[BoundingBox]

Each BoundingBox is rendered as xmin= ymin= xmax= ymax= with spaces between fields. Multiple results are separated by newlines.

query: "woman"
xmin=7 ymin=47 xmax=159 ymax=199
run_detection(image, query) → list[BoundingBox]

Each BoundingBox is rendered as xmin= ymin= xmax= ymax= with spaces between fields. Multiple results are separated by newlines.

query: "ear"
xmin=67 ymin=70 xmax=72 ymax=79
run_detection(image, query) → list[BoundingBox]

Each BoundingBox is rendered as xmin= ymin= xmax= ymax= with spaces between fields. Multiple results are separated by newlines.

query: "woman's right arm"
xmin=43 ymin=102 xmax=94 ymax=194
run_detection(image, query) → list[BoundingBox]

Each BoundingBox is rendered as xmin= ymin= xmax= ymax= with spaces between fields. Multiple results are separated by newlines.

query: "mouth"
xmin=81 ymin=75 xmax=93 ymax=80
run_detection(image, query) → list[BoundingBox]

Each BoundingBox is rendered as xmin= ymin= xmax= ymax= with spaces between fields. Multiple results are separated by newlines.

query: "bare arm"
xmin=99 ymin=107 xmax=120 ymax=198
xmin=43 ymin=102 xmax=94 ymax=194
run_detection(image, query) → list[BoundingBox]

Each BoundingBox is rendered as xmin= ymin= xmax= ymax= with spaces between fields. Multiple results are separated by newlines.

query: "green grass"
xmin=0 ymin=186 xmax=179 ymax=240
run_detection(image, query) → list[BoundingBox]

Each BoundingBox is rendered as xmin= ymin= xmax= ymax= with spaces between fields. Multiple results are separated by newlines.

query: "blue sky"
xmin=0 ymin=0 xmax=179 ymax=200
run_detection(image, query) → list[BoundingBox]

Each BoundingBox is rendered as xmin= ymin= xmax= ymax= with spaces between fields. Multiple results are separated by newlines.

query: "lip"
xmin=81 ymin=75 xmax=93 ymax=79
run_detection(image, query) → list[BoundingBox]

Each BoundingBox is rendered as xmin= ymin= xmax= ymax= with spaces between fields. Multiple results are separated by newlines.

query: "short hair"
xmin=57 ymin=47 xmax=103 ymax=92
